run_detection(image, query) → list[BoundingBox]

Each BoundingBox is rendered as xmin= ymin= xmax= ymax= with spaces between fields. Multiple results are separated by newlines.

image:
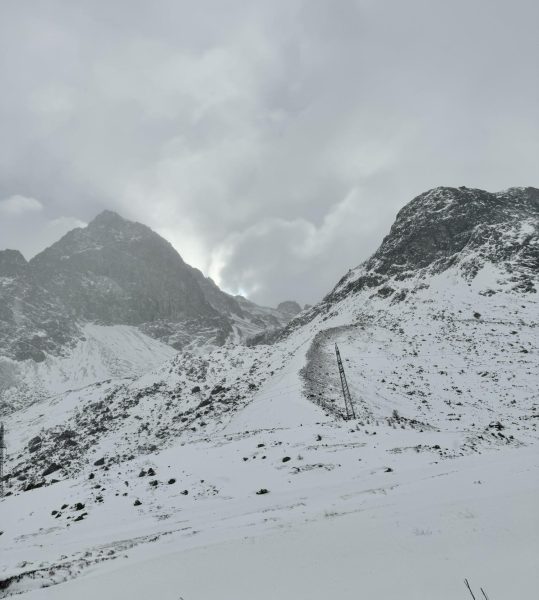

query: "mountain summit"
xmin=0 ymin=212 xmax=299 ymax=364
xmin=285 ymin=186 xmax=538 ymax=332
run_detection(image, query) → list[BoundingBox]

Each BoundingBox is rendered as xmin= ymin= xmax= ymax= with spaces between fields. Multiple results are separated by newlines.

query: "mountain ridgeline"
xmin=279 ymin=186 xmax=538 ymax=336
xmin=0 ymin=211 xmax=300 ymax=362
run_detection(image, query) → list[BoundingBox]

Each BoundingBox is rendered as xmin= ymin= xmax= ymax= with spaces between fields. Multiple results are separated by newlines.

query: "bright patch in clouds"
xmin=0 ymin=1 xmax=537 ymax=303
xmin=0 ymin=195 xmax=43 ymax=216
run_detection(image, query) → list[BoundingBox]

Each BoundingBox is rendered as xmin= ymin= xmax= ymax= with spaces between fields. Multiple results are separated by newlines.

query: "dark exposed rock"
xmin=73 ymin=513 xmax=87 ymax=522
xmin=42 ymin=463 xmax=62 ymax=477
xmin=0 ymin=250 xmax=27 ymax=277
xmin=24 ymin=481 xmax=44 ymax=491
xmin=56 ymin=430 xmax=77 ymax=441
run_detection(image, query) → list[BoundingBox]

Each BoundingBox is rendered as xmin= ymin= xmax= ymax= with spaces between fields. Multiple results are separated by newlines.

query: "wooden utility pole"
xmin=335 ymin=343 xmax=355 ymax=420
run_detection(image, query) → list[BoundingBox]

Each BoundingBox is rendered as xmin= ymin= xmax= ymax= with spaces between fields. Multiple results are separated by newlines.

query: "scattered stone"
xmin=73 ymin=513 xmax=87 ymax=522
xmin=42 ymin=463 xmax=62 ymax=477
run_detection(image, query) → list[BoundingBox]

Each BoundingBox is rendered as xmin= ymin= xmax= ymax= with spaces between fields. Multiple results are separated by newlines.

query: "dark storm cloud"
xmin=0 ymin=0 xmax=537 ymax=305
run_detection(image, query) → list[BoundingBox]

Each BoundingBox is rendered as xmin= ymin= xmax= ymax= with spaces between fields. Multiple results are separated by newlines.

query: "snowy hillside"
xmin=0 ymin=325 xmax=176 ymax=415
xmin=0 ymin=186 xmax=537 ymax=598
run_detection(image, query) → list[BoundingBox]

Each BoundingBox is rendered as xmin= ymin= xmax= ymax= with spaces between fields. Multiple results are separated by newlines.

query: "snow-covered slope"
xmin=0 ymin=325 xmax=176 ymax=415
xmin=1 ymin=186 xmax=537 ymax=598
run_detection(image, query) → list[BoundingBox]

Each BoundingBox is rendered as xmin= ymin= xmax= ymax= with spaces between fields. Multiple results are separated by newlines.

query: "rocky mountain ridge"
xmin=0 ymin=211 xmax=301 ymax=363
xmin=278 ymin=186 xmax=538 ymax=336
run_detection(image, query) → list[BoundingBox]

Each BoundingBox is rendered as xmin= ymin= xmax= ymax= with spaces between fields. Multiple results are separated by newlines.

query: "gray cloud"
xmin=0 ymin=0 xmax=537 ymax=305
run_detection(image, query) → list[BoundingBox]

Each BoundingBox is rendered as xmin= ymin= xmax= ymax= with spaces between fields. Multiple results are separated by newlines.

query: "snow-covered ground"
xmin=1 ymin=189 xmax=537 ymax=598
xmin=2 ymin=419 xmax=538 ymax=598
xmin=0 ymin=324 xmax=176 ymax=413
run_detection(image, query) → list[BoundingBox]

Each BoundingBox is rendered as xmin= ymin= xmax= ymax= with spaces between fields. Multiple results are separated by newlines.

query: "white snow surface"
xmin=1 ymin=257 xmax=538 ymax=598
xmin=0 ymin=324 xmax=176 ymax=412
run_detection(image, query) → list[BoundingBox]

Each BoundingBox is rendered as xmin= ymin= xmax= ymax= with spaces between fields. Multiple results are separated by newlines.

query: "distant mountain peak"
xmin=277 ymin=301 xmax=302 ymax=317
xmin=88 ymin=209 xmax=130 ymax=228
xmin=0 ymin=249 xmax=28 ymax=277
xmin=0 ymin=207 xmax=301 ymax=363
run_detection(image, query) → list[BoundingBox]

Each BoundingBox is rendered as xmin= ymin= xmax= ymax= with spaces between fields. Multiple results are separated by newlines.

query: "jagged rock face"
xmin=29 ymin=211 xmax=218 ymax=325
xmin=0 ymin=211 xmax=300 ymax=362
xmin=333 ymin=186 xmax=538 ymax=300
xmin=367 ymin=186 xmax=537 ymax=275
xmin=279 ymin=186 xmax=538 ymax=336
xmin=0 ymin=250 xmax=28 ymax=277
xmin=0 ymin=280 xmax=79 ymax=362
xmin=0 ymin=250 xmax=79 ymax=361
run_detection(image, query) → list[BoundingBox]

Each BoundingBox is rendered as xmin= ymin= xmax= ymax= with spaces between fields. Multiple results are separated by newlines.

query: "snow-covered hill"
xmin=0 ymin=325 xmax=176 ymax=415
xmin=0 ymin=186 xmax=537 ymax=598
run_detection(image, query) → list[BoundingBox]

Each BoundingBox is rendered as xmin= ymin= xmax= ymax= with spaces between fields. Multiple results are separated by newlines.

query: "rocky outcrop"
xmin=277 ymin=186 xmax=538 ymax=337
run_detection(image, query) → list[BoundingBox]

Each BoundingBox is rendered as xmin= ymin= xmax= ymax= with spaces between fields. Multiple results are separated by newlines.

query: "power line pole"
xmin=335 ymin=343 xmax=355 ymax=420
xmin=0 ymin=423 xmax=5 ymax=498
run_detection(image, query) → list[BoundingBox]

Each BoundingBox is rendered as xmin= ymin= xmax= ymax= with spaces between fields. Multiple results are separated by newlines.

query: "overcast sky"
xmin=0 ymin=1 xmax=537 ymax=306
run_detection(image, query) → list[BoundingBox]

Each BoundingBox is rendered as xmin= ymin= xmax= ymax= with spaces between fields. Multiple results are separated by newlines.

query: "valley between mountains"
xmin=0 ymin=186 xmax=537 ymax=599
